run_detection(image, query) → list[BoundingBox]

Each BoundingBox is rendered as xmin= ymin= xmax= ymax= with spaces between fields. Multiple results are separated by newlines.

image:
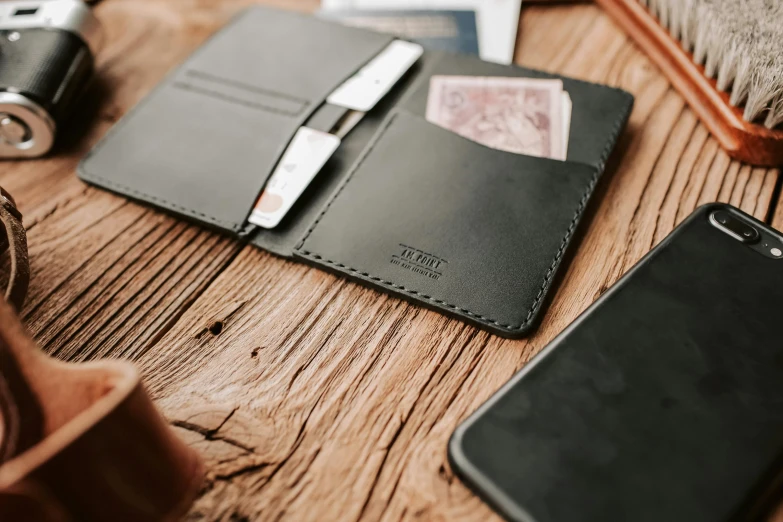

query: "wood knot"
xmin=208 ymin=321 xmax=224 ymax=335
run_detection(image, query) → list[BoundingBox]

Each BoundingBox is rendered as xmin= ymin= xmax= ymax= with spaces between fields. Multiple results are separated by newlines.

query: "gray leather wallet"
xmin=78 ymin=6 xmax=634 ymax=337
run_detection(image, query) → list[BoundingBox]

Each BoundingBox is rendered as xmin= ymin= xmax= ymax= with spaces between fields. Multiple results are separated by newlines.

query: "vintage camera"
xmin=0 ymin=1 xmax=100 ymax=158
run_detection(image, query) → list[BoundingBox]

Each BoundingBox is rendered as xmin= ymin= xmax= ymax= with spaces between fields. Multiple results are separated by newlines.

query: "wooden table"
xmin=4 ymin=1 xmax=783 ymax=520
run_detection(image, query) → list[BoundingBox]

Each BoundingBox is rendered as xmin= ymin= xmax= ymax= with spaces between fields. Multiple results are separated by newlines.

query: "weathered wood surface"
xmin=2 ymin=0 xmax=782 ymax=520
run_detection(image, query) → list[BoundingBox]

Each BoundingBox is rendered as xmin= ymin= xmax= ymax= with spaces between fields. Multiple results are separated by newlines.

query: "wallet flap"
xmin=78 ymin=6 xmax=393 ymax=234
xmin=294 ymin=111 xmax=600 ymax=337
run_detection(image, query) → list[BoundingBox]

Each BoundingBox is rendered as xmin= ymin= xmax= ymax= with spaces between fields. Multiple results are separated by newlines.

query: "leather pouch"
xmin=0 ymin=189 xmax=203 ymax=521
xmin=0 ymin=298 xmax=204 ymax=522
xmin=78 ymin=6 xmax=634 ymax=337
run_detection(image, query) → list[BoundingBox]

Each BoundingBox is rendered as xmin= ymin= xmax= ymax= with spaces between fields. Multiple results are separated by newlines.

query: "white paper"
xmin=320 ymin=0 xmax=522 ymax=64
xmin=327 ymin=40 xmax=424 ymax=112
xmin=561 ymin=92 xmax=571 ymax=160
xmin=249 ymin=127 xmax=341 ymax=229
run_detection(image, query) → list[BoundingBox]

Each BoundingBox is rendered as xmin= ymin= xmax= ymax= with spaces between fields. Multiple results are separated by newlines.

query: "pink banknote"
xmin=426 ymin=75 xmax=570 ymax=160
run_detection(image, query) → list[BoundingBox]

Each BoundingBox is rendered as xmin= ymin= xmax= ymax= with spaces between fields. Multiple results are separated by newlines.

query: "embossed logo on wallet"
xmin=390 ymin=244 xmax=447 ymax=280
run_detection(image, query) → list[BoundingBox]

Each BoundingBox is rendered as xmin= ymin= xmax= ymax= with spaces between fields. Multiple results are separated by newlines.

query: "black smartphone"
xmin=449 ymin=203 xmax=783 ymax=522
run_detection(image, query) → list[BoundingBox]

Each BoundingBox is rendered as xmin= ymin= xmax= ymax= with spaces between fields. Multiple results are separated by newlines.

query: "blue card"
xmin=318 ymin=9 xmax=480 ymax=56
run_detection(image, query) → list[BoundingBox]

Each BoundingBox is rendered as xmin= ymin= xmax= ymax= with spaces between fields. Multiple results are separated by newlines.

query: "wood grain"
xmin=4 ymin=1 xmax=782 ymax=521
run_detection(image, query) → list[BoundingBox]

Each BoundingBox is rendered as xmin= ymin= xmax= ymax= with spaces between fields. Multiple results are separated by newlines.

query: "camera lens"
xmin=0 ymin=114 xmax=31 ymax=146
xmin=710 ymin=210 xmax=759 ymax=243
xmin=739 ymin=225 xmax=759 ymax=242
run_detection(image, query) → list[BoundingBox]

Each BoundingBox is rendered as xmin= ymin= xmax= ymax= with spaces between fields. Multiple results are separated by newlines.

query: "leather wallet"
xmin=78 ymin=6 xmax=634 ymax=337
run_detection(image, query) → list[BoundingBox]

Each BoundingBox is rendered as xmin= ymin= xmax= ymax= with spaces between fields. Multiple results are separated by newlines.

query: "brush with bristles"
xmin=593 ymin=0 xmax=783 ymax=166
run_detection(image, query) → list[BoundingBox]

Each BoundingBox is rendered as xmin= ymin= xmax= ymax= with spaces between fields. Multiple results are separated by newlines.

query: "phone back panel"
xmin=450 ymin=204 xmax=783 ymax=522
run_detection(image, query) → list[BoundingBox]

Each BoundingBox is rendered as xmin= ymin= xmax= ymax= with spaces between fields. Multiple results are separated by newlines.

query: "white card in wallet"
xmin=327 ymin=40 xmax=423 ymax=112
xmin=249 ymin=127 xmax=341 ymax=229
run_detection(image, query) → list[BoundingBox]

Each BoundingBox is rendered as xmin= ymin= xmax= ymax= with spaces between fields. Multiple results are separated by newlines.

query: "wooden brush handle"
xmin=595 ymin=0 xmax=783 ymax=166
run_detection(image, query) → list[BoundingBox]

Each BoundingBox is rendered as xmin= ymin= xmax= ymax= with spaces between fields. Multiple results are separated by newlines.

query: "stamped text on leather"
xmin=390 ymin=244 xmax=448 ymax=281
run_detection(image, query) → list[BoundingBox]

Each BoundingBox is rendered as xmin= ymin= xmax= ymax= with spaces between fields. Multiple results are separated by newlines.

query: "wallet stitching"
xmin=296 ymin=100 xmax=631 ymax=332
xmin=78 ymin=171 xmax=243 ymax=231
xmin=77 ymin=9 xmax=318 ymax=234
xmin=79 ymin=21 xmax=395 ymax=234
xmin=79 ymin=76 xmax=247 ymax=232
xmin=77 ymin=7 xmax=634 ymax=266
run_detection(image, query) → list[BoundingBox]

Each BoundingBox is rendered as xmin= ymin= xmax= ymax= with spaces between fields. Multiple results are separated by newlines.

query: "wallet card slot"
xmin=294 ymin=110 xmax=600 ymax=337
xmin=79 ymin=6 xmax=394 ymax=235
xmin=79 ymin=77 xmax=307 ymax=234
xmin=396 ymin=51 xmax=634 ymax=169
xmin=244 ymin=50 xmax=441 ymax=256
xmin=173 ymin=70 xmax=310 ymax=117
xmin=303 ymin=103 xmax=351 ymax=135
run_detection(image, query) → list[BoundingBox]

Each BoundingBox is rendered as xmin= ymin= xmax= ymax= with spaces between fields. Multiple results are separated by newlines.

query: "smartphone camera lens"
xmin=710 ymin=210 xmax=760 ymax=244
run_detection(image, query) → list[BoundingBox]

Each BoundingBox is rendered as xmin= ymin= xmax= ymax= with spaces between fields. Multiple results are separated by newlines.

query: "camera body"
xmin=0 ymin=1 xmax=100 ymax=158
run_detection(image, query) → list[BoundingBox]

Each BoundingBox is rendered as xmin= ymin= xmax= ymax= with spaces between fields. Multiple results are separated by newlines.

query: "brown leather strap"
xmin=0 ymin=187 xmax=28 ymax=311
